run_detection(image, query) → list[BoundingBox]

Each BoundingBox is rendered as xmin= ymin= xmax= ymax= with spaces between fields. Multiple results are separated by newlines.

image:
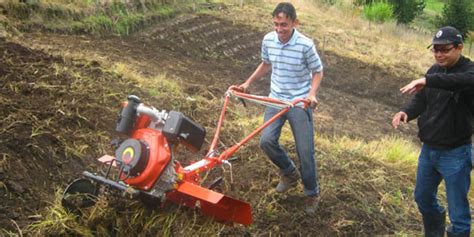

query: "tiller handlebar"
xmin=62 ymin=87 xmax=309 ymax=226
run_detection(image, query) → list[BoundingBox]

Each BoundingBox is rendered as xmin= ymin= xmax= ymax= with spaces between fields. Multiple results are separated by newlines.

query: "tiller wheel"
xmin=62 ymin=178 xmax=99 ymax=214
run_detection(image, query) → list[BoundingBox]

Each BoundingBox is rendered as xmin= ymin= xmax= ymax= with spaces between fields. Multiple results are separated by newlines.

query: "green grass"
xmin=318 ymin=135 xmax=419 ymax=167
xmin=425 ymin=0 xmax=445 ymax=13
xmin=412 ymin=0 xmax=445 ymax=32
xmin=2 ymin=1 xmax=177 ymax=36
xmin=83 ymin=14 xmax=113 ymax=33
xmin=363 ymin=2 xmax=394 ymax=24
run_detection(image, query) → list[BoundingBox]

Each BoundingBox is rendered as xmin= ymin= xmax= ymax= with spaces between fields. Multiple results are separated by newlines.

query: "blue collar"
xmin=274 ymin=29 xmax=299 ymax=46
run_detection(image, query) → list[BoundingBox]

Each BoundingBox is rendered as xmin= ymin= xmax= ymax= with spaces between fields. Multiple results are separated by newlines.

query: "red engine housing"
xmin=122 ymin=115 xmax=171 ymax=191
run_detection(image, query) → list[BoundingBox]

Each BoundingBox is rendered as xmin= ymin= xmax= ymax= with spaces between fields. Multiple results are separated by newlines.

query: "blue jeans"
xmin=259 ymin=106 xmax=319 ymax=196
xmin=414 ymin=144 xmax=472 ymax=235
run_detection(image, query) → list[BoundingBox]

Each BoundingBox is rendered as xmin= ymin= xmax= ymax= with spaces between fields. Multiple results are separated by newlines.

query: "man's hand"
xmin=400 ymin=77 xmax=426 ymax=94
xmin=392 ymin=111 xmax=408 ymax=129
xmin=237 ymin=81 xmax=251 ymax=93
xmin=306 ymin=95 xmax=319 ymax=108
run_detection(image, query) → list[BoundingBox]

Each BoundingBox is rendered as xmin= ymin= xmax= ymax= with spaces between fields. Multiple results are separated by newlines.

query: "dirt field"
xmin=1 ymin=8 xmax=422 ymax=235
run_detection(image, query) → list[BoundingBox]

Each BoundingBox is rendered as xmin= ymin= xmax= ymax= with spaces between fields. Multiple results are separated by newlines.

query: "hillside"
xmin=0 ymin=0 xmax=463 ymax=235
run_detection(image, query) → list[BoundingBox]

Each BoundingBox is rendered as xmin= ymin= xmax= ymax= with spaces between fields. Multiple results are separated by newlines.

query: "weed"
xmin=83 ymin=14 xmax=112 ymax=33
xmin=112 ymin=63 xmax=184 ymax=102
xmin=30 ymin=125 xmax=45 ymax=138
xmin=366 ymin=136 xmax=418 ymax=167
xmin=114 ymin=13 xmax=144 ymax=35
xmin=0 ymin=228 xmax=19 ymax=237
xmin=156 ymin=6 xmax=175 ymax=18
xmin=0 ymin=153 xmax=10 ymax=170
xmin=318 ymin=135 xmax=418 ymax=168
xmin=27 ymin=190 xmax=93 ymax=236
xmin=364 ymin=2 xmax=394 ymax=24
xmin=3 ymin=1 xmax=178 ymax=35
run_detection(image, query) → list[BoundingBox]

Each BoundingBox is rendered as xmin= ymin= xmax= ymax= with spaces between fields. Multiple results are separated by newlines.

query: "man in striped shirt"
xmin=238 ymin=2 xmax=323 ymax=214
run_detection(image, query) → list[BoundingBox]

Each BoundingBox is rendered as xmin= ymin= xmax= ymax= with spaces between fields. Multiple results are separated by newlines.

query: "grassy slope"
xmin=425 ymin=0 xmax=445 ymax=12
xmin=225 ymin=0 xmax=434 ymax=78
xmin=0 ymin=0 xmax=179 ymax=35
xmin=1 ymin=0 xmax=471 ymax=235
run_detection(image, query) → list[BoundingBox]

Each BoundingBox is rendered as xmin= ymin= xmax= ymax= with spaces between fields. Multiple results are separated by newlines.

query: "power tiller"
xmin=62 ymin=86 xmax=309 ymax=225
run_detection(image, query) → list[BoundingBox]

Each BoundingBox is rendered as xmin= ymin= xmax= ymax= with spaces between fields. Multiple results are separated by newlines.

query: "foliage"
xmin=388 ymin=0 xmax=425 ymax=24
xmin=83 ymin=14 xmax=113 ymax=33
xmin=436 ymin=0 xmax=473 ymax=38
xmin=363 ymin=2 xmax=394 ymax=23
xmin=353 ymin=0 xmax=374 ymax=7
xmin=355 ymin=0 xmax=427 ymax=25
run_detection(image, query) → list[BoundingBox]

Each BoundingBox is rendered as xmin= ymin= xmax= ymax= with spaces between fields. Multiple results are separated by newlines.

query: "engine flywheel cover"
xmin=115 ymin=138 xmax=149 ymax=176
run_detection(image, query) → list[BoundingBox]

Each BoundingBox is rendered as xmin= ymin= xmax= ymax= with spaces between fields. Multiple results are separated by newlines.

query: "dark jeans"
xmin=259 ymin=106 xmax=319 ymax=196
xmin=415 ymin=144 xmax=472 ymax=235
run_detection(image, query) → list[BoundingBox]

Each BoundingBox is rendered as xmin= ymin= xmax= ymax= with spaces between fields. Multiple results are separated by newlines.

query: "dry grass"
xmin=6 ymin=0 xmax=470 ymax=235
xmin=318 ymin=135 xmax=419 ymax=172
xmin=218 ymin=0 xmax=435 ymax=78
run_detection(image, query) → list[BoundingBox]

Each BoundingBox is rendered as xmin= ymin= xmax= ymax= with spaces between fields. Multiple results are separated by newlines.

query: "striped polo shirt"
xmin=262 ymin=29 xmax=323 ymax=101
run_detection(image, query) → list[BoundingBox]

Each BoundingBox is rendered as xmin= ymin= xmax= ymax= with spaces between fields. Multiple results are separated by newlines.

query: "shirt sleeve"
xmin=425 ymin=63 xmax=474 ymax=91
xmin=304 ymin=44 xmax=323 ymax=73
xmin=401 ymin=89 xmax=427 ymax=121
xmin=261 ymin=40 xmax=270 ymax=64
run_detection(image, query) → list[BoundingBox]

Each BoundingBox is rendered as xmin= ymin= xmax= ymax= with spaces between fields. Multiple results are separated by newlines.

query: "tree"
xmin=437 ymin=0 xmax=473 ymax=38
xmin=388 ymin=0 xmax=425 ymax=24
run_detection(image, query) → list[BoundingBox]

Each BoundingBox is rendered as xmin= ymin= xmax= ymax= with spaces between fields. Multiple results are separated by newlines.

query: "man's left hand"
xmin=400 ymin=77 xmax=426 ymax=94
xmin=306 ymin=95 xmax=319 ymax=108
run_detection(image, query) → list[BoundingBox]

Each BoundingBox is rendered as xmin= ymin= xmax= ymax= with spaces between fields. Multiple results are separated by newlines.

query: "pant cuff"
xmin=304 ymin=186 xmax=320 ymax=197
xmin=280 ymin=162 xmax=296 ymax=176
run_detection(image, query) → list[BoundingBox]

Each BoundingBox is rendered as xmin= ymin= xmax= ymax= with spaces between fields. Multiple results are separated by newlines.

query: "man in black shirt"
xmin=393 ymin=26 xmax=474 ymax=237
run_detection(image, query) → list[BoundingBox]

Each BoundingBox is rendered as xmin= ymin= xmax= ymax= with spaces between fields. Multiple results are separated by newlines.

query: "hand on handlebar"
xmin=306 ymin=95 xmax=319 ymax=109
xmin=235 ymin=82 xmax=250 ymax=93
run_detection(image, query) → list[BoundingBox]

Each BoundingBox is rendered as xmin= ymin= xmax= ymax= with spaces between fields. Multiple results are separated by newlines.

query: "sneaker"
xmin=305 ymin=195 xmax=320 ymax=214
xmin=275 ymin=170 xmax=299 ymax=193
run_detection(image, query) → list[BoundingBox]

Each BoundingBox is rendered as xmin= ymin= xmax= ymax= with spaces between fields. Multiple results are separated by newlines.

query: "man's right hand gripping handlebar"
xmin=234 ymin=82 xmax=250 ymax=93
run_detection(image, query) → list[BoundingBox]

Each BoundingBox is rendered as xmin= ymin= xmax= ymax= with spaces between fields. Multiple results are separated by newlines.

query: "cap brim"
xmin=427 ymin=39 xmax=454 ymax=49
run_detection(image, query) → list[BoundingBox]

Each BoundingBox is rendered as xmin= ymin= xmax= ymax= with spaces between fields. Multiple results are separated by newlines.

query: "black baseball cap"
xmin=428 ymin=26 xmax=463 ymax=48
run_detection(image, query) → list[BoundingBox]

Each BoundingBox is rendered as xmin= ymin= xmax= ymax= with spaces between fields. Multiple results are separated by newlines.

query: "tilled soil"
xmin=0 ymin=39 xmax=149 ymax=230
xmin=1 ymin=12 xmax=420 ymax=234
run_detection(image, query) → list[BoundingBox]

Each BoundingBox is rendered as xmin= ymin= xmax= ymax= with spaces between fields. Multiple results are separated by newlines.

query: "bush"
xmin=437 ymin=0 xmax=473 ymax=38
xmin=364 ymin=2 xmax=394 ymax=23
xmin=389 ymin=0 xmax=425 ymax=24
